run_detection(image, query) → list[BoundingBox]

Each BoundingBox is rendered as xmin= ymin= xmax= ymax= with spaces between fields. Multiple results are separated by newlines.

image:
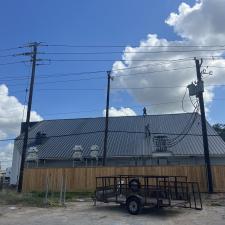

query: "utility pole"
xmin=195 ymin=58 xmax=213 ymax=193
xmin=102 ymin=71 xmax=111 ymax=166
xmin=17 ymin=42 xmax=38 ymax=192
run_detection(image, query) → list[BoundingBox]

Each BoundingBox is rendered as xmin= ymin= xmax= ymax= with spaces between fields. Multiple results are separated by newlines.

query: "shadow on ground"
xmin=91 ymin=203 xmax=185 ymax=218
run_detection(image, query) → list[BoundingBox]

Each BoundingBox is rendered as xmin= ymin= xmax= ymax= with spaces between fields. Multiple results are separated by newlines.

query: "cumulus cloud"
xmin=103 ymin=107 xmax=136 ymax=117
xmin=0 ymin=84 xmax=43 ymax=169
xmin=0 ymin=143 xmax=14 ymax=169
xmin=165 ymin=0 xmax=225 ymax=44
xmin=111 ymin=0 xmax=225 ymax=115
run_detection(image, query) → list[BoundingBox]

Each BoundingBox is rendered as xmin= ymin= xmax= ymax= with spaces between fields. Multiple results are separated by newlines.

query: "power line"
xmin=1 ymin=62 xmax=224 ymax=81
xmin=0 ymin=60 xmax=30 ymax=66
xmin=45 ymin=44 xmax=225 ymax=48
xmin=1 ymin=83 xmax=224 ymax=94
xmin=47 ymin=57 xmax=194 ymax=63
xmin=33 ymin=84 xmax=225 ymax=91
xmin=168 ymin=104 xmax=200 ymax=147
xmin=0 ymin=66 xmax=195 ymax=86
xmin=0 ymin=65 xmax=194 ymax=83
xmin=0 ymin=54 xmax=18 ymax=58
xmin=0 ymin=46 xmax=25 ymax=52
xmin=0 ymin=130 xmax=221 ymax=143
xmin=1 ymin=97 xmax=224 ymax=118
xmin=39 ymin=48 xmax=225 ymax=55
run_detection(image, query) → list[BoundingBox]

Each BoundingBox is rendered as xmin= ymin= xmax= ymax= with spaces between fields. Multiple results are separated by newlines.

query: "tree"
xmin=213 ymin=124 xmax=225 ymax=141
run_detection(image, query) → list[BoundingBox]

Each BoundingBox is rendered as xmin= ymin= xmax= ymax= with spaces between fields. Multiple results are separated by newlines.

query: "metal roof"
xmin=14 ymin=113 xmax=225 ymax=159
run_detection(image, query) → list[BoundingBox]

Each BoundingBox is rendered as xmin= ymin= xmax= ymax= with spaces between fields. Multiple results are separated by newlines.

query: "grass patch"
xmin=210 ymin=202 xmax=223 ymax=207
xmin=0 ymin=190 xmax=93 ymax=207
xmin=0 ymin=190 xmax=44 ymax=206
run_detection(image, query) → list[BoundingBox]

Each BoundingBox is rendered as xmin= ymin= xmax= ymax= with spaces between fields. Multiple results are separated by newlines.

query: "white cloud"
xmin=0 ymin=143 xmax=14 ymax=169
xmin=0 ymin=84 xmax=43 ymax=169
xmin=103 ymin=107 xmax=136 ymax=117
xmin=165 ymin=0 xmax=225 ymax=44
xmin=111 ymin=0 xmax=225 ymax=115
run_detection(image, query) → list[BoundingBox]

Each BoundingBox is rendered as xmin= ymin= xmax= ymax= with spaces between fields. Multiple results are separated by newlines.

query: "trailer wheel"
xmin=126 ymin=197 xmax=142 ymax=215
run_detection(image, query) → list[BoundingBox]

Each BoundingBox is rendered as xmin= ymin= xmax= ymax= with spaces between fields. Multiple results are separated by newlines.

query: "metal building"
xmin=11 ymin=113 xmax=225 ymax=185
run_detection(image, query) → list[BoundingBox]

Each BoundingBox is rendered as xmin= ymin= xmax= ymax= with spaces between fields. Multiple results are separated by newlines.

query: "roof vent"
xmin=90 ymin=145 xmax=100 ymax=159
xmin=143 ymin=107 xmax=147 ymax=116
xmin=72 ymin=145 xmax=83 ymax=160
xmin=26 ymin=146 xmax=38 ymax=161
xmin=35 ymin=131 xmax=47 ymax=145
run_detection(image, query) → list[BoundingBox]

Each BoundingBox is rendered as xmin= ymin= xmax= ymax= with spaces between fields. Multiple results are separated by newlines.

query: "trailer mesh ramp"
xmin=188 ymin=182 xmax=202 ymax=210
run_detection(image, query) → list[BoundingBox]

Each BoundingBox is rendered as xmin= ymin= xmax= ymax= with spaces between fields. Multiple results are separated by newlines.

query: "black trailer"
xmin=94 ymin=175 xmax=202 ymax=215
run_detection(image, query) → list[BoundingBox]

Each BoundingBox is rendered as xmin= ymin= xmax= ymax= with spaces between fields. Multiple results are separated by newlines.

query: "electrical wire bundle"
xmin=167 ymin=100 xmax=200 ymax=148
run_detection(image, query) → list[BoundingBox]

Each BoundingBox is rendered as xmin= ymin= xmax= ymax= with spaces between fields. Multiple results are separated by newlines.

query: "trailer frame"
xmin=94 ymin=175 xmax=202 ymax=214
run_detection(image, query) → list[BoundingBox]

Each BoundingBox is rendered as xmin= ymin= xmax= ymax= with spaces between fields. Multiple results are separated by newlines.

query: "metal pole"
xmin=17 ymin=43 xmax=38 ymax=192
xmin=195 ymin=58 xmax=213 ymax=193
xmin=102 ymin=71 xmax=111 ymax=166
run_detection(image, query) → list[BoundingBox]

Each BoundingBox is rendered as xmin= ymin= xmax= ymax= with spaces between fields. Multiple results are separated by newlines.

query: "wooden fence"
xmin=23 ymin=165 xmax=225 ymax=192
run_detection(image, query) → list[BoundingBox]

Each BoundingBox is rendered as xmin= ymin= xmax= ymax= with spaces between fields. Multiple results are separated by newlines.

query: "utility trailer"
xmin=93 ymin=175 xmax=202 ymax=215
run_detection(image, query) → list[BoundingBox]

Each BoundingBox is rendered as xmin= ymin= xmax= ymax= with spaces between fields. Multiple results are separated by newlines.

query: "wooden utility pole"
xmin=195 ymin=58 xmax=213 ymax=193
xmin=17 ymin=42 xmax=38 ymax=192
xmin=102 ymin=71 xmax=111 ymax=166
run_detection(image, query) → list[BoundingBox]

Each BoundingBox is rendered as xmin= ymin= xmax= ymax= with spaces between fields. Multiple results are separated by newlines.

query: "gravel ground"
xmin=0 ymin=196 xmax=225 ymax=225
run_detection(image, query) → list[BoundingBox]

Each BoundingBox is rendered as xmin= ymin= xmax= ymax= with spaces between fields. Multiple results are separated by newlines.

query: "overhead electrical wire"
xmin=1 ymin=58 xmax=224 ymax=81
xmin=2 ymin=98 xmax=224 ymax=118
xmin=0 ymin=129 xmax=221 ymax=143
xmin=0 ymin=60 xmax=30 ymax=66
xmin=1 ymin=62 xmax=225 ymax=84
xmin=0 ymin=66 xmax=196 ymax=86
xmin=45 ymin=44 xmax=225 ymax=48
xmin=31 ymin=84 xmax=225 ymax=91
xmin=38 ymin=48 xmax=225 ymax=55
xmin=167 ymin=101 xmax=200 ymax=147
xmin=0 ymin=46 xmax=25 ymax=53
xmin=46 ymin=57 xmax=194 ymax=63
xmin=1 ymin=83 xmax=225 ymax=94
xmin=0 ymin=130 xmax=221 ymax=143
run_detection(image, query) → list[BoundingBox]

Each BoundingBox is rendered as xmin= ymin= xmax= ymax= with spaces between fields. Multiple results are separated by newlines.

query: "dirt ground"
xmin=0 ymin=195 xmax=225 ymax=225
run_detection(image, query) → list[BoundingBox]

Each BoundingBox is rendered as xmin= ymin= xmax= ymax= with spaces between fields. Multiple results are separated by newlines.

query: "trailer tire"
xmin=128 ymin=178 xmax=141 ymax=192
xmin=126 ymin=196 xmax=142 ymax=215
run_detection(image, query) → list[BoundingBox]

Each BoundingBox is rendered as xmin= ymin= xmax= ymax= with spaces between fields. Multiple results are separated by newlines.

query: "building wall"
xmin=10 ymin=145 xmax=21 ymax=185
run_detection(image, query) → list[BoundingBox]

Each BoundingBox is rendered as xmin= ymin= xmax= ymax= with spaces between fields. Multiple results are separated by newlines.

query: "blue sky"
xmin=1 ymin=0 xmax=225 ymax=169
xmin=0 ymin=0 xmax=224 ymax=124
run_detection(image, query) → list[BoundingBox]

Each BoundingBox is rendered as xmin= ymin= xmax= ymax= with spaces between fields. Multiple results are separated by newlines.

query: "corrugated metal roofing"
xmin=14 ymin=113 xmax=225 ymax=159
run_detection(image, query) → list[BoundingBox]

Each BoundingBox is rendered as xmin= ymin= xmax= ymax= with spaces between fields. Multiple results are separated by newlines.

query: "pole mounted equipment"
xmin=17 ymin=42 xmax=39 ymax=192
